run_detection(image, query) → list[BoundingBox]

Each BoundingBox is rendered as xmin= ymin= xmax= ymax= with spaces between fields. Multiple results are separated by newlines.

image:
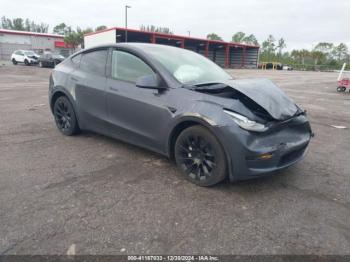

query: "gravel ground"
xmin=0 ymin=64 xmax=349 ymax=255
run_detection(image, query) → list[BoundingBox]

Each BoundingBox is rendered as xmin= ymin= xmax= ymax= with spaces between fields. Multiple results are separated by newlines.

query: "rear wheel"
xmin=174 ymin=125 xmax=227 ymax=186
xmin=12 ymin=59 xmax=17 ymax=65
xmin=53 ymin=96 xmax=80 ymax=136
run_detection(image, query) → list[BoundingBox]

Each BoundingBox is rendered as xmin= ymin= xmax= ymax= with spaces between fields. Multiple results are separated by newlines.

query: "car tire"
xmin=337 ymin=86 xmax=346 ymax=92
xmin=12 ymin=59 xmax=17 ymax=65
xmin=24 ymin=59 xmax=29 ymax=66
xmin=174 ymin=125 xmax=227 ymax=186
xmin=53 ymin=96 xmax=80 ymax=136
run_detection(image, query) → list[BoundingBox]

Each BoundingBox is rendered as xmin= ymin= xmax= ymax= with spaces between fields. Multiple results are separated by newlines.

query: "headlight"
xmin=224 ymin=109 xmax=268 ymax=132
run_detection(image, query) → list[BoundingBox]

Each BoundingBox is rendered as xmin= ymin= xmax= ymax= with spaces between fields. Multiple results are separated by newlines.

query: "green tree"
xmin=277 ymin=38 xmax=286 ymax=58
xmin=314 ymin=42 xmax=333 ymax=59
xmin=299 ymin=49 xmax=310 ymax=65
xmin=232 ymin=32 xmax=245 ymax=43
xmin=0 ymin=16 xmax=48 ymax=32
xmin=231 ymin=32 xmax=258 ymax=45
xmin=333 ymin=43 xmax=348 ymax=61
xmin=291 ymin=50 xmax=301 ymax=62
xmin=95 ymin=25 xmax=107 ymax=31
xmin=34 ymin=23 xmax=49 ymax=33
xmin=243 ymin=34 xmax=259 ymax=45
xmin=1 ymin=16 xmax=13 ymax=29
xmin=261 ymin=35 xmax=276 ymax=61
xmin=53 ymin=23 xmax=71 ymax=35
xmin=291 ymin=49 xmax=310 ymax=65
xmin=64 ymin=27 xmax=93 ymax=49
xmin=11 ymin=18 xmax=24 ymax=30
xmin=311 ymin=50 xmax=325 ymax=65
xmin=24 ymin=19 xmax=31 ymax=31
xmin=206 ymin=33 xmax=223 ymax=41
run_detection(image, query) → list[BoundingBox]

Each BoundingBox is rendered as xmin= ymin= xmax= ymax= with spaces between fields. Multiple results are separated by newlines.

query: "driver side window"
xmin=111 ymin=50 xmax=155 ymax=83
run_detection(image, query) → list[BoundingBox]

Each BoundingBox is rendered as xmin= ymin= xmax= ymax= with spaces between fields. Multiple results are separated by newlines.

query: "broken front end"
xmin=191 ymin=78 xmax=313 ymax=181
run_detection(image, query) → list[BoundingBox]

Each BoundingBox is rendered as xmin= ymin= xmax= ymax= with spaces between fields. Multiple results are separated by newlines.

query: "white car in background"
xmin=11 ymin=50 xmax=39 ymax=66
xmin=283 ymin=65 xmax=293 ymax=70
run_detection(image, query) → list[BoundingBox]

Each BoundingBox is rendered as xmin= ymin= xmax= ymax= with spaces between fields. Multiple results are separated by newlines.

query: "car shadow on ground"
xmin=77 ymin=129 xmax=298 ymax=193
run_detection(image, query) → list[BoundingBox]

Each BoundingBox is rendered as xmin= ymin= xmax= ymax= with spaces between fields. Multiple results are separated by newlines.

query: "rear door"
xmin=73 ymin=48 xmax=109 ymax=132
xmin=105 ymin=49 xmax=172 ymax=153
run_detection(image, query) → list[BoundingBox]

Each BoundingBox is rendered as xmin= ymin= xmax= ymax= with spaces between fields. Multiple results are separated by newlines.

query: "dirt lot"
xmin=0 ymin=64 xmax=349 ymax=255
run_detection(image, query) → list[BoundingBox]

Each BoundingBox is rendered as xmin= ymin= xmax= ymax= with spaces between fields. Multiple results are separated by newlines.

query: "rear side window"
xmin=80 ymin=49 xmax=108 ymax=76
xmin=111 ymin=50 xmax=154 ymax=82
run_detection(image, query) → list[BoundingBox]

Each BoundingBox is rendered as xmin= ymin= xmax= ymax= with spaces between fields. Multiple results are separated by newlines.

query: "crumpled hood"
xmin=224 ymin=78 xmax=299 ymax=121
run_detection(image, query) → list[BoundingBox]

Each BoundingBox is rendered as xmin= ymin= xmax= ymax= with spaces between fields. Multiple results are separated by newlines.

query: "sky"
xmin=1 ymin=0 xmax=349 ymax=51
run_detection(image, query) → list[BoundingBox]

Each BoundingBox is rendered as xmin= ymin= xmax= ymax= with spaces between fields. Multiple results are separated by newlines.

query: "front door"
xmin=106 ymin=49 xmax=172 ymax=153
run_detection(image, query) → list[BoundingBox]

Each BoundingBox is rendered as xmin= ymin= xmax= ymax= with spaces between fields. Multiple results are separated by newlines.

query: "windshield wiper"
xmin=182 ymin=82 xmax=227 ymax=90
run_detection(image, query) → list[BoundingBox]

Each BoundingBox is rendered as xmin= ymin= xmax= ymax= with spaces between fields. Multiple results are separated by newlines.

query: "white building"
xmin=0 ymin=29 xmax=74 ymax=60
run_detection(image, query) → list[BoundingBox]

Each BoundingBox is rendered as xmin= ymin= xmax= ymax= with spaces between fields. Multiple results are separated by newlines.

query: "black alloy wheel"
xmin=175 ymin=125 xmax=227 ymax=186
xmin=53 ymin=96 xmax=80 ymax=136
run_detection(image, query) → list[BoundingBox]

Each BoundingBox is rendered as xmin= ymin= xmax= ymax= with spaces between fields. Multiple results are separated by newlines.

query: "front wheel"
xmin=53 ymin=96 xmax=80 ymax=136
xmin=337 ymin=86 xmax=346 ymax=92
xmin=12 ymin=59 xmax=17 ymax=65
xmin=174 ymin=125 xmax=227 ymax=186
xmin=24 ymin=59 xmax=29 ymax=66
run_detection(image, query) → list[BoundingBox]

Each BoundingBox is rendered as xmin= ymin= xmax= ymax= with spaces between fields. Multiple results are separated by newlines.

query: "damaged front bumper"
xmin=216 ymin=114 xmax=312 ymax=182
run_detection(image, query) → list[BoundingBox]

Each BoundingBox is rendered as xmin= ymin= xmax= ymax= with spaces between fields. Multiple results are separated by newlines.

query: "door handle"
xmin=109 ymin=86 xmax=119 ymax=92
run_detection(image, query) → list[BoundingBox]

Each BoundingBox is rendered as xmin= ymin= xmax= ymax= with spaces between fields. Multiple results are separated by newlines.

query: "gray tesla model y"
xmin=49 ymin=43 xmax=312 ymax=186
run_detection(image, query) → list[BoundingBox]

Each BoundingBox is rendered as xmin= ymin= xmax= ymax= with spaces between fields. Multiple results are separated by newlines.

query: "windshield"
xmin=24 ymin=51 xmax=36 ymax=56
xmin=141 ymin=45 xmax=232 ymax=85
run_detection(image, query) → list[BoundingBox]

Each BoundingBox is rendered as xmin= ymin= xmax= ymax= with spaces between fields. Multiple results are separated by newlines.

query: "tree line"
xmin=259 ymin=35 xmax=349 ymax=70
xmin=1 ymin=16 xmax=49 ymax=33
xmin=139 ymin=25 xmax=173 ymax=35
xmin=207 ymin=31 xmax=350 ymax=70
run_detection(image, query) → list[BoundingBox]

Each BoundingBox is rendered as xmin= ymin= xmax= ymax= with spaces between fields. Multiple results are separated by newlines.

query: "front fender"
xmin=166 ymin=114 xmax=234 ymax=182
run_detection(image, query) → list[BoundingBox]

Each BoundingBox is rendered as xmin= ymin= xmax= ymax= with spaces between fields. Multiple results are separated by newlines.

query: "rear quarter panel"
xmin=50 ymin=61 xmax=77 ymax=110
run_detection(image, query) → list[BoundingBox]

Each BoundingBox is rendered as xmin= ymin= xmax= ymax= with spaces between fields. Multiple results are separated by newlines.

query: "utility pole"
xmin=187 ymin=30 xmax=191 ymax=37
xmin=125 ymin=5 xmax=131 ymax=42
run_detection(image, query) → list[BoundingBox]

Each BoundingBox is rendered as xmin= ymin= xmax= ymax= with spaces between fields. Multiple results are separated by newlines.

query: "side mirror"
xmin=136 ymin=74 xmax=165 ymax=90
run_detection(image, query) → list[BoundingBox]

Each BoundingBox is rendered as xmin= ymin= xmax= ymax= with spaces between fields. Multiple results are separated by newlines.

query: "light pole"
xmin=125 ymin=5 xmax=131 ymax=42
xmin=187 ymin=30 xmax=191 ymax=37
